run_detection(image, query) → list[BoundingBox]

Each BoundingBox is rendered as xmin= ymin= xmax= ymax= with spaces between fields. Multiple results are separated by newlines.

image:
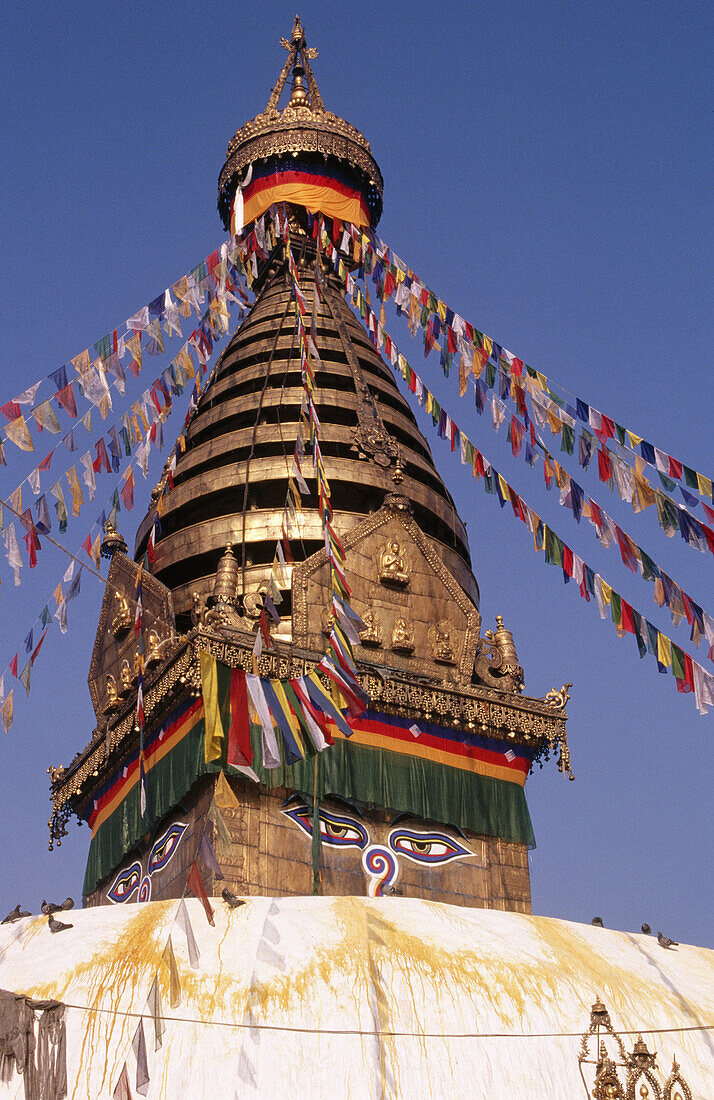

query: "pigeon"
xmin=48 ymin=913 xmax=73 ymax=934
xmin=383 ymin=886 xmax=403 ymax=896
xmin=641 ymin=923 xmax=651 ymax=935
xmin=657 ymin=931 xmax=678 ymax=949
xmin=1 ymin=904 xmax=31 ymax=924
xmin=221 ymin=888 xmax=245 ymax=909
xmin=591 ymin=917 xmax=604 ymax=928
xmin=41 ymin=898 xmax=73 ymax=916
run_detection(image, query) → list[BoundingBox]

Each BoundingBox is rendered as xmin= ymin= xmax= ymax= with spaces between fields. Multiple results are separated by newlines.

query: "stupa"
xmin=48 ymin=16 xmax=571 ymax=914
xmin=0 ymin=20 xmax=707 ymax=1100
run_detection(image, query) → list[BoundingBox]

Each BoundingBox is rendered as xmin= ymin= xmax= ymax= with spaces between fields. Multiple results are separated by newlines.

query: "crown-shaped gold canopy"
xmin=217 ymin=16 xmax=383 ymax=228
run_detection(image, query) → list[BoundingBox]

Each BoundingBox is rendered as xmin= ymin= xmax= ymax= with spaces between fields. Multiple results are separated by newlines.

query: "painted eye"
xmin=281 ymin=800 xmax=368 ymax=848
xmin=388 ymin=828 xmax=472 ymax=865
xmin=148 ymin=822 xmax=188 ymax=874
xmin=318 ymin=812 xmax=368 ymax=848
xmin=107 ymin=861 xmax=142 ymax=904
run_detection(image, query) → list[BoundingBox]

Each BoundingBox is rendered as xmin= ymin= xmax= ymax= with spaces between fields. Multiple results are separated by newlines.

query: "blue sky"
xmin=0 ymin=2 xmax=711 ymax=947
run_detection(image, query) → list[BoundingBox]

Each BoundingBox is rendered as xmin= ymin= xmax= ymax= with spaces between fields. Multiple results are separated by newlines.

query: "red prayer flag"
xmin=597 ymin=448 xmax=613 ymax=484
xmin=120 ymin=469 xmax=134 ymax=510
xmin=599 ymin=413 xmax=615 ymax=441
xmin=38 ymin=452 xmax=53 ymax=472
xmin=510 ymin=416 xmax=524 ymax=457
xmin=259 ymin=609 xmax=271 ymax=647
xmin=93 ymin=438 xmax=111 ymax=474
xmin=10 ymin=655 xmax=17 ymax=677
xmin=227 ymin=668 xmax=252 ymax=768
xmin=668 ymin=456 xmax=683 ymax=480
xmin=615 ymin=526 xmax=638 ymax=573
xmin=30 ymin=629 xmax=48 ymax=665
xmin=187 ymin=860 xmax=214 ymax=926
xmin=1 ymin=401 xmax=22 ymax=422
xmin=562 ymin=544 xmax=574 ymax=578
xmin=621 ymin=599 xmax=635 ymax=634
xmin=56 ymin=382 xmax=77 ymax=419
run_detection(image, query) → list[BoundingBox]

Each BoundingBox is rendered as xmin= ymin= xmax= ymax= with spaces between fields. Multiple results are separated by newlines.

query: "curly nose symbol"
xmin=361 ymin=845 xmax=398 ymax=897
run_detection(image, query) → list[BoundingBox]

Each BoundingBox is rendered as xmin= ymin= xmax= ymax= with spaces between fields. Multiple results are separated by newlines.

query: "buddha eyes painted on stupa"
xmin=281 ymin=797 xmax=475 ymax=896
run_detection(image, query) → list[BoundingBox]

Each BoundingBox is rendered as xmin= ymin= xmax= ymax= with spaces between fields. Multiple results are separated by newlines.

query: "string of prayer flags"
xmin=381 ymin=334 xmax=714 ymax=713
xmin=0 ymin=235 xmax=256 ymax=457
xmin=348 ymin=221 xmax=714 ymax=504
xmin=465 ymin=370 xmax=713 ymax=645
xmin=321 ymin=221 xmax=713 ymax=548
xmin=322 ymin=228 xmax=713 ymax=654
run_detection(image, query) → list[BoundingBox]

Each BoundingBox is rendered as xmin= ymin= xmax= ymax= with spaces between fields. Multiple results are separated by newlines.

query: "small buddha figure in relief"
xmin=103 ymin=674 xmax=119 ymax=713
xmin=430 ymin=619 xmax=455 ymax=663
xmin=145 ymin=629 xmax=163 ymax=668
xmin=379 ymin=540 xmax=410 ymax=587
xmin=119 ymin=660 xmax=134 ymax=697
xmin=359 ymin=608 xmax=382 ymax=647
xmin=391 ymin=616 xmax=415 ymax=654
xmin=111 ymin=594 xmax=132 ymax=637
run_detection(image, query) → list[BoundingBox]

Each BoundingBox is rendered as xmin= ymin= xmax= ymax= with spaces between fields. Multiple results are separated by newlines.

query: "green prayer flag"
xmin=671 ymin=643 xmax=687 ymax=681
xmin=19 ymin=661 xmax=31 ymax=697
xmin=560 ymin=423 xmax=574 ymax=455
xmin=683 ymin=465 xmax=698 ymax=490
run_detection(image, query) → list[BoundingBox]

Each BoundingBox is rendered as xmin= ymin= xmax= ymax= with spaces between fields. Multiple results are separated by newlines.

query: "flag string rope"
xmin=1 ymin=995 xmax=707 ymax=1039
xmin=356 ymin=222 xmax=713 ymax=504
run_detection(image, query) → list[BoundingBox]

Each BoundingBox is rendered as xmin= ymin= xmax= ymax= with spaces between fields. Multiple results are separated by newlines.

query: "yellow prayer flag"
xmin=178 ymin=348 xmax=195 ymax=380
xmin=199 ymin=650 xmax=224 ymax=763
xmin=632 ymin=470 xmax=656 ymax=513
xmin=600 ymin=579 xmax=613 ymax=606
xmin=458 ymin=359 xmax=468 ymax=397
xmin=66 ymin=466 xmax=84 ymax=517
xmin=657 ymin=632 xmax=672 ymax=668
xmin=162 ymin=937 xmax=182 ymax=1008
xmin=1 ymin=692 xmax=13 ymax=734
xmin=497 ymin=474 xmax=510 ymax=500
xmin=5 ymin=417 xmax=34 ymax=452
xmin=547 ymin=406 xmax=562 ymax=435
xmin=71 ymin=349 xmax=91 ymax=376
xmin=554 ymin=462 xmax=569 ymax=491
xmin=697 ymin=473 xmax=712 ymax=499
xmin=627 ymin=430 xmax=643 ymax=449
xmin=482 ymin=335 xmax=493 ymax=358
xmin=8 ymin=486 xmax=22 ymax=516
xmin=125 ymin=333 xmax=142 ymax=368
xmin=91 ymin=533 xmax=101 ymax=570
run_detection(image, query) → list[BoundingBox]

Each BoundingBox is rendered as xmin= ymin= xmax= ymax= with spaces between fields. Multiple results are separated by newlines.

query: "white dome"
xmin=0 ymin=897 xmax=711 ymax=1097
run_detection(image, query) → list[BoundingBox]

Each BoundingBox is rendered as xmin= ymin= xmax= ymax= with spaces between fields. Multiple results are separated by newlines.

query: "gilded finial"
xmin=100 ymin=519 xmax=128 ymax=559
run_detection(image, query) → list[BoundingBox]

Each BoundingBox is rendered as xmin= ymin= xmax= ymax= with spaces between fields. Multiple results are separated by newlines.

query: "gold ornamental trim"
xmin=49 ymin=624 xmax=571 ymax=846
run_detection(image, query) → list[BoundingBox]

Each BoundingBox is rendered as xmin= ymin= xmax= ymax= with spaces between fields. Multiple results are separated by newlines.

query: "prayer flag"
xmin=187 ymin=861 xmax=214 ymax=926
